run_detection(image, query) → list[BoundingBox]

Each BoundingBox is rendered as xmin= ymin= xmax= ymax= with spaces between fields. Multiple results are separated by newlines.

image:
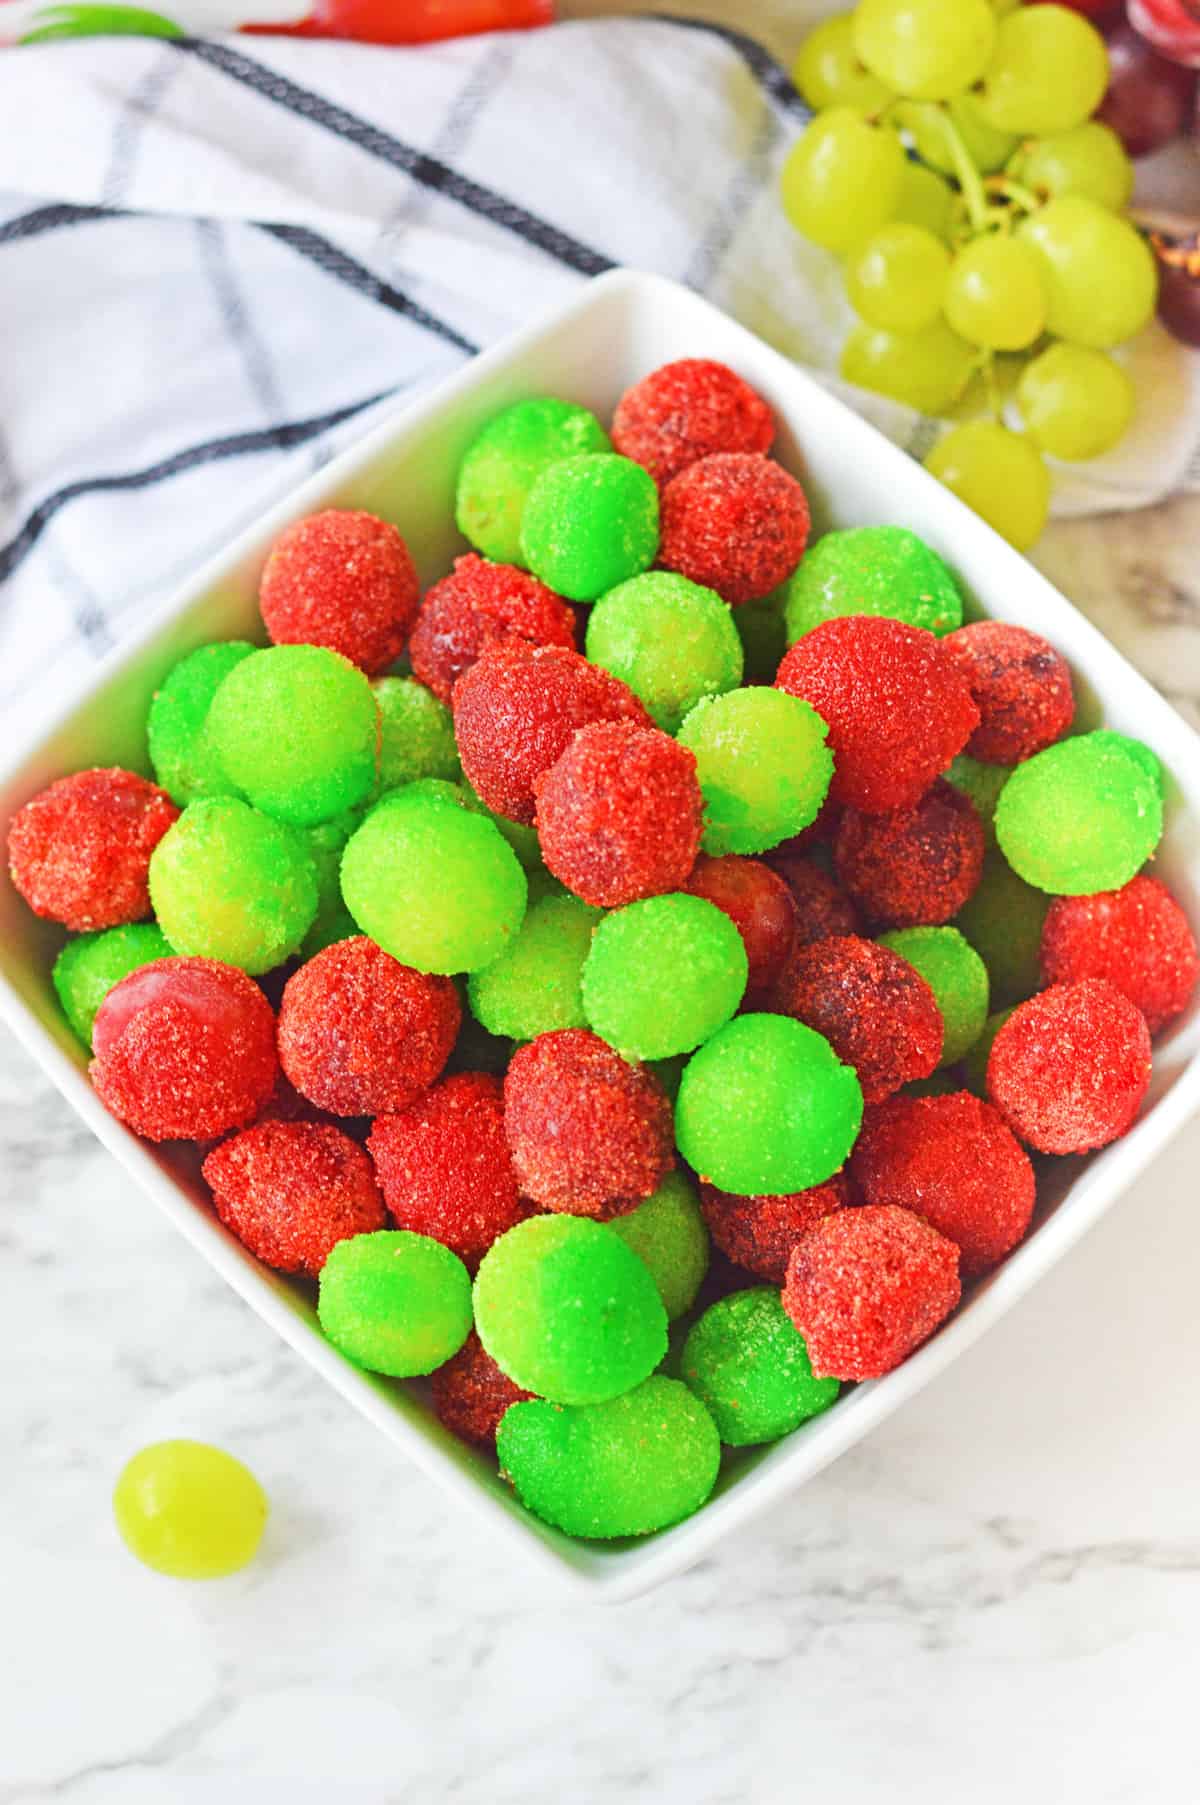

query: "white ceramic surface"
xmin=2 ymin=269 xmax=1199 ymax=1603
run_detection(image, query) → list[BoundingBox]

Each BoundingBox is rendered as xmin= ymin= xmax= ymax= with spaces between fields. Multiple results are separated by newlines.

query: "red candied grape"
xmin=1040 ymin=874 xmax=1199 ymax=1034
xmin=368 ymin=1071 xmax=528 ymax=1270
xmin=202 ymin=1120 xmax=385 ymax=1276
xmin=763 ymin=851 xmax=861 ymax=946
xmin=277 ymin=936 xmax=460 ymax=1117
xmin=259 ymin=509 xmax=419 ymax=676
xmin=659 ymin=453 xmax=810 ymax=606
xmin=987 ymin=978 xmax=1152 ymax=1154
xmin=503 ymin=1028 xmax=674 ymax=1217
xmin=431 ymin=1331 xmax=535 ymax=1447
xmin=774 ymin=933 xmax=943 ymax=1103
xmin=851 ymin=1091 xmax=1036 ymax=1278
xmin=699 ymin=1173 xmax=851 ymax=1284
xmin=90 ymin=956 xmax=278 ymax=1141
xmin=943 ymin=622 xmax=1075 ymax=765
xmin=684 ymin=853 xmax=798 ymax=1007
xmin=834 ymin=781 xmax=985 ymax=929
xmin=612 ymin=359 xmax=775 ymax=488
xmin=1127 ymin=0 xmax=1200 ymax=67
xmin=776 ymin=617 xmax=979 ymax=813
xmin=453 ymin=642 xmax=650 ymax=825
xmin=534 ymin=720 xmax=703 ymax=907
xmin=1098 ymin=21 xmax=1197 ymax=154
xmin=8 ymin=768 xmax=178 ymax=932
xmin=409 ymin=554 xmax=576 ymax=704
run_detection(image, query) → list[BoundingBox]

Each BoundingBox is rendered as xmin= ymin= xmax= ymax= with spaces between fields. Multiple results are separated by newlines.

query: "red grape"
xmin=1031 ymin=0 xmax=1122 ymax=18
xmin=1128 ymin=0 xmax=1200 ymax=67
xmin=1098 ymin=21 xmax=1198 ymax=153
xmin=1154 ymin=230 xmax=1200 ymax=345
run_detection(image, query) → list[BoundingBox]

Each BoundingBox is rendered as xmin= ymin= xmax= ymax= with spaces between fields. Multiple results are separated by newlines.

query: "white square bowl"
xmin=4 ymin=269 xmax=1200 ymax=1603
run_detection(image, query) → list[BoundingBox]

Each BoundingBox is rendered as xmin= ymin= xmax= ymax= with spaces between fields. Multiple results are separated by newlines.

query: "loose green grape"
xmin=925 ymin=423 xmax=1050 ymax=552
xmin=792 ymin=13 xmax=893 ymax=113
xmin=1017 ymin=343 xmax=1135 ymax=461
xmin=780 ymin=109 xmax=905 ymax=254
xmin=944 ymin=235 xmax=1047 ymax=352
xmin=854 ymin=0 xmax=996 ymax=100
xmin=113 ymin=1440 xmax=267 ymax=1579
xmin=1018 ymin=123 xmax=1133 ymax=213
xmin=840 ymin=318 xmax=976 ymax=414
xmin=1018 ymin=196 xmax=1157 ymax=350
xmin=976 ymin=7 xmax=1110 ymax=136
xmin=899 ymin=95 xmax=1017 ymax=176
xmin=846 ymin=224 xmax=950 ymax=333
xmin=893 ymin=160 xmax=957 ymax=245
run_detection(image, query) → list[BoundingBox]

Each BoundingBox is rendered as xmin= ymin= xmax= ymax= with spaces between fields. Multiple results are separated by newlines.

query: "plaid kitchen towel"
xmin=1 ymin=15 xmax=1198 ymax=740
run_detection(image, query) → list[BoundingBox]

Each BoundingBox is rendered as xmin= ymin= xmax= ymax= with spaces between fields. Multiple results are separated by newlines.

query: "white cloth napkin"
xmin=1 ymin=16 xmax=1197 ymax=739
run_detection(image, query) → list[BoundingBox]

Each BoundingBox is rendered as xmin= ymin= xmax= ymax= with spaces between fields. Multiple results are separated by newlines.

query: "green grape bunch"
xmin=783 ymin=1 xmax=1158 ymax=552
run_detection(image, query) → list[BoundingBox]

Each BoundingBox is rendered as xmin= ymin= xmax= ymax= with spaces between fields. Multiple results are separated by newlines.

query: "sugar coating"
xmin=373 ymin=677 xmax=460 ymax=792
xmin=53 ymin=922 xmax=172 ymax=1047
xmin=944 ymin=621 xmax=1074 ymax=765
xmin=90 ymin=956 xmax=278 ymax=1141
xmin=206 ymin=644 xmax=379 ymax=827
xmin=149 ymin=796 xmax=318 ymax=975
xmin=317 ymin=1230 xmax=473 ymax=1377
xmin=503 ymin=1028 xmax=675 ymax=1217
xmin=782 ymin=525 xmax=963 ymax=642
xmin=258 ymin=508 xmax=419 ymax=676
xmin=585 ymin=570 xmax=744 ymax=733
xmin=987 ymin=978 xmax=1152 ymax=1154
xmin=783 ymin=1203 xmax=962 ymax=1381
xmin=497 ymin=1376 xmax=720 ymax=1539
xmin=8 ymin=767 xmax=178 ymax=933
xmin=776 ymin=616 xmax=979 ymax=814
xmin=834 ymin=780 xmax=986 ymax=929
xmin=520 ymin=454 xmax=660 ymax=602
xmin=699 ymin=1173 xmax=851 ymax=1285
xmin=878 ymin=925 xmax=990 ymax=1066
xmin=1041 ymin=875 xmax=1199 ymax=1035
xmin=962 ymin=1007 xmax=1015 ymax=1097
xmin=685 ymin=854 xmax=798 ymax=1008
xmin=278 ymin=936 xmax=459 ymax=1116
xmin=734 ymin=588 xmax=789 ymax=683
xmin=462 ymin=781 xmax=545 ymax=872
xmin=659 ymin=453 xmax=809 ymax=605
xmin=298 ymin=807 xmax=362 ymax=959
xmin=611 ymin=359 xmax=775 ymax=487
xmin=956 ymin=847 xmax=1049 ymax=1005
xmin=851 ymin=1092 xmax=1036 ymax=1277
xmin=367 ymin=1071 xmax=527 ymax=1271
xmin=409 ymin=554 xmax=576 ymax=704
xmin=430 ymin=1330 xmax=534 ymax=1447
xmin=147 ymin=641 xmax=254 ymax=805
xmin=203 ymin=1120 xmax=386 ymax=1276
xmin=581 ymin=893 xmax=748 ymax=1061
xmin=675 ymin=1012 xmax=864 ymax=1196
xmin=764 ymin=851 xmax=861 ymax=947
xmin=112 ymin=1440 xmax=267 ymax=1580
xmin=775 ymin=934 xmax=943 ymax=1103
xmin=456 ymin=397 xmax=611 ymax=567
xmin=676 ymin=687 xmax=833 ymax=857
xmin=682 ymin=1286 xmax=840 ymax=1445
xmin=453 ymin=642 xmax=650 ymax=826
xmin=994 ymin=730 xmax=1164 ymax=896
xmin=468 ymin=892 xmax=600 ymax=1041
xmin=608 ymin=1170 xmax=710 ymax=1320
xmin=474 ymin=1214 xmax=668 ymax=1404
xmin=535 ymin=721 xmax=704 ymax=908
xmin=341 ymin=787 xmax=527 ymax=974
xmin=944 ymin=754 xmax=1010 ymax=845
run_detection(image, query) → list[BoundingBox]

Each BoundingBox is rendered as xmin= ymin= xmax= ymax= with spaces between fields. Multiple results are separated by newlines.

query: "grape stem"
xmin=914 ymin=103 xmax=988 ymax=235
xmin=986 ymin=176 xmax=1043 ymax=216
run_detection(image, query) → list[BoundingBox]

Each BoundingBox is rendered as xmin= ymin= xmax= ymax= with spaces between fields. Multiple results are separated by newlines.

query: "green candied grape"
xmin=146 ymin=640 xmax=255 ymax=805
xmin=581 ymin=893 xmax=747 ymax=1061
xmin=468 ymin=893 xmax=600 ymax=1041
xmin=585 ymin=571 xmax=743 ymax=734
xmin=676 ymin=1013 xmax=863 ymax=1196
xmin=298 ymin=807 xmax=363 ymax=959
xmin=945 ymin=753 xmax=1011 ymax=846
xmin=734 ymin=587 xmax=789 ymax=684
xmin=206 ymin=644 xmax=379 ymax=828
xmin=781 ymin=526 xmax=963 ymax=643
xmin=520 ymin=454 xmax=659 ymax=603
xmin=962 ymin=1006 xmax=1015 ymax=1098
xmin=318 ymin=1231 xmax=472 ymax=1377
xmin=608 ymin=1171 xmax=710 ymax=1321
xmin=676 ymin=687 xmax=833 ymax=856
xmin=879 ymin=925 xmax=990 ymax=1066
xmin=341 ymin=787 xmax=526 ymax=974
xmin=112 ymin=1441 xmax=267 ymax=1580
xmin=52 ymin=922 xmax=172 ymax=1047
xmin=473 ymin=1215 xmax=667 ymax=1406
xmin=148 ymin=796 xmax=317 ymax=975
xmin=456 ymin=396 xmax=611 ymax=567
xmin=681 ymin=1287 xmax=839 ymax=1446
xmin=497 ymin=1376 xmax=720 ymax=1540
xmin=955 ymin=848 xmax=1049 ymax=1005
xmin=994 ymin=730 xmax=1164 ymax=896
xmin=461 ymin=780 xmax=543 ymax=871
xmin=374 ymin=676 xmax=460 ymax=793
